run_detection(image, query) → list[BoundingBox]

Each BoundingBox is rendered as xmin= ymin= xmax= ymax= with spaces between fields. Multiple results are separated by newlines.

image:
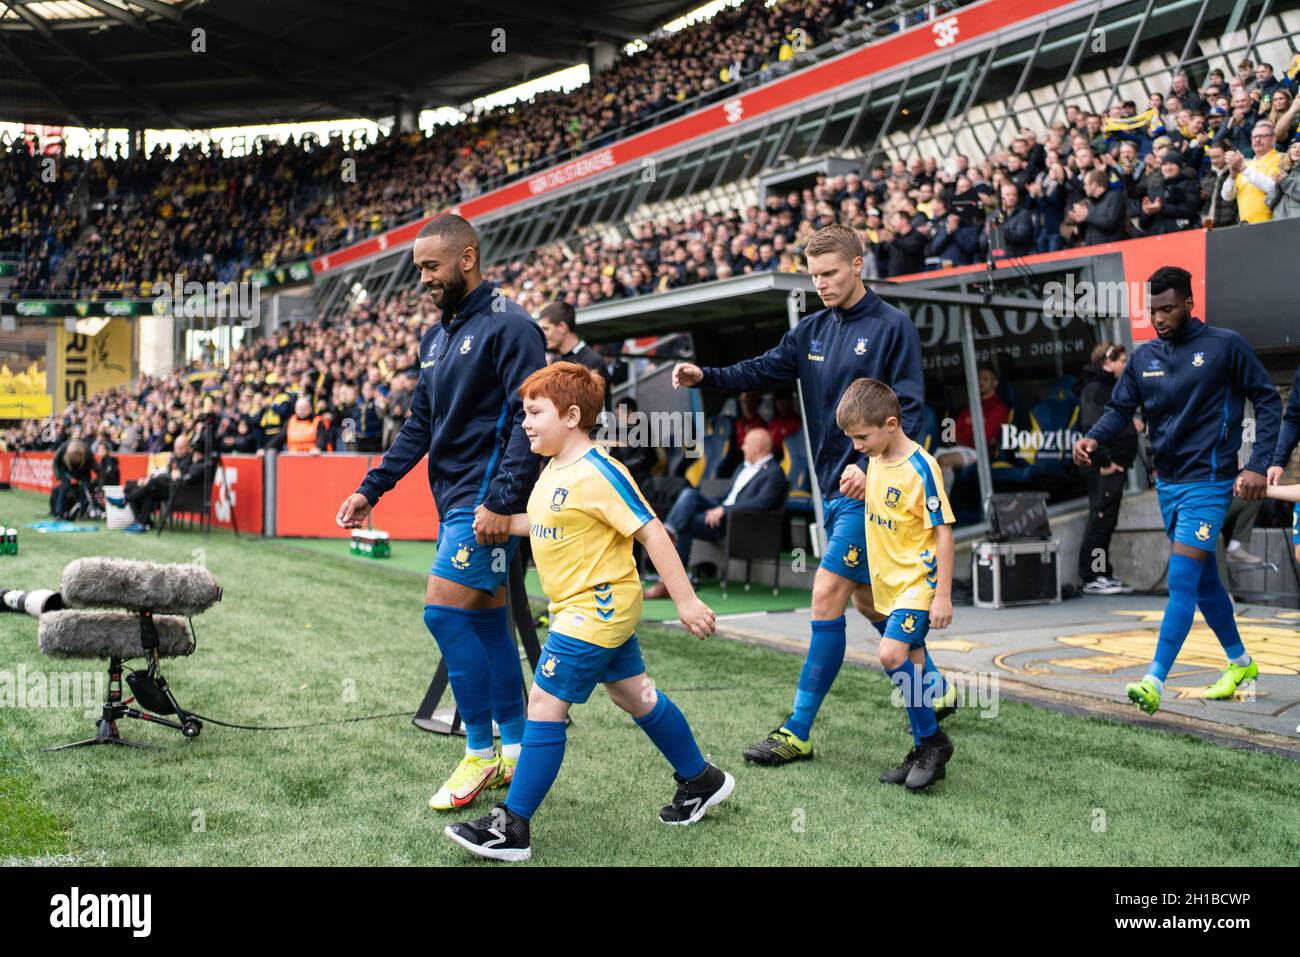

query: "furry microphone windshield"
xmin=61 ymin=558 xmax=222 ymax=615
xmin=38 ymin=610 xmax=195 ymax=660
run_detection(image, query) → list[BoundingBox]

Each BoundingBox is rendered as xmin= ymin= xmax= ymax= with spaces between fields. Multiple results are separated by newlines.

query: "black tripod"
xmin=43 ymin=612 xmax=203 ymax=751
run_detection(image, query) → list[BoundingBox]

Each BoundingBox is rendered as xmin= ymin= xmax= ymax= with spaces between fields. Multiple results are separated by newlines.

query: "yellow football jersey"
xmin=527 ymin=446 xmax=655 ymax=648
xmin=863 ymin=441 xmax=955 ymax=614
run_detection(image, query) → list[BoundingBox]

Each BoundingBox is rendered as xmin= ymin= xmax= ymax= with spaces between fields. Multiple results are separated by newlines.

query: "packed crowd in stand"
xmin=8 ymin=46 xmax=1299 ymax=308
xmin=6 ymin=5 xmax=1300 ymax=463
xmin=2 ymin=285 xmax=435 ymax=458
xmin=3 ymin=0 xmax=871 ymax=299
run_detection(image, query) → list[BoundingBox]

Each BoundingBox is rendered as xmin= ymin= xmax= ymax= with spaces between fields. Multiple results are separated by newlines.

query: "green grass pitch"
xmin=1 ymin=487 xmax=1298 ymax=866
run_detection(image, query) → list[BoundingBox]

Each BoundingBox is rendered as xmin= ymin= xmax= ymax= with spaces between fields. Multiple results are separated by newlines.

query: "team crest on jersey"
xmin=854 ymin=337 xmax=869 ymax=356
xmin=1192 ymin=352 xmax=1205 ymax=367
xmin=551 ymin=487 xmax=569 ymax=511
xmin=459 ymin=335 xmax=475 ymax=355
xmin=541 ymin=654 xmax=559 ymax=679
xmin=451 ymin=543 xmax=474 ymax=569
xmin=901 ymin=613 xmax=918 ymax=635
xmin=885 ymin=486 xmax=902 ymax=507
xmin=844 ymin=544 xmax=861 ymax=567
xmin=1195 ymin=522 xmax=1212 ymax=542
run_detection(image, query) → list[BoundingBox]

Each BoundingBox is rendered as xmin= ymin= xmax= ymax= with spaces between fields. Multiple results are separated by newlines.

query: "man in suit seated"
xmin=118 ymin=433 xmax=214 ymax=533
xmin=645 ymin=427 xmax=788 ymax=598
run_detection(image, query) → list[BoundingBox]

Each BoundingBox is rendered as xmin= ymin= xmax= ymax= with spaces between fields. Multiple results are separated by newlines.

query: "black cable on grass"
xmin=186 ymin=711 xmax=415 ymax=732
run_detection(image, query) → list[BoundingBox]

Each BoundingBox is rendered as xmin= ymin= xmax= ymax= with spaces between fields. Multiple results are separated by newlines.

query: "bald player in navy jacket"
xmin=337 ymin=214 xmax=545 ymax=812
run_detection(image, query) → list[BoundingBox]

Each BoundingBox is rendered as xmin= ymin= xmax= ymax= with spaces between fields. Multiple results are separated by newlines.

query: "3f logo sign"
xmin=214 ymin=467 xmax=237 ymax=523
xmin=932 ymin=16 xmax=959 ymax=47
xmin=724 ymin=99 xmax=744 ymax=124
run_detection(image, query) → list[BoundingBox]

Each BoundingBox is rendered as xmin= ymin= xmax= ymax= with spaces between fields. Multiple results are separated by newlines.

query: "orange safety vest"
xmin=285 ymin=414 xmax=323 ymax=453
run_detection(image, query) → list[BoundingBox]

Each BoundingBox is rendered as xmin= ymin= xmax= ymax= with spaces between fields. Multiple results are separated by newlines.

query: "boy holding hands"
xmin=837 ymin=378 xmax=957 ymax=790
xmin=445 ymin=363 xmax=733 ymax=861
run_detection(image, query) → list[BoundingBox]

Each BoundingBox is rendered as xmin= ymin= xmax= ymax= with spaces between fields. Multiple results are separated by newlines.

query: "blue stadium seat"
xmin=685 ymin=413 xmax=733 ymax=486
xmin=1021 ymin=375 xmax=1080 ymax=476
xmin=779 ymin=427 xmax=814 ymax=515
xmin=917 ymin=406 xmax=941 ymax=453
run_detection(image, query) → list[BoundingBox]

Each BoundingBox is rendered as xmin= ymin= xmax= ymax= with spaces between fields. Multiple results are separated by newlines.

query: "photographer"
xmin=51 ymin=438 xmax=98 ymax=519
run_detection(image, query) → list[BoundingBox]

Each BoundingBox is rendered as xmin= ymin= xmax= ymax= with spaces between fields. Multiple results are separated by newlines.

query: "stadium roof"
xmin=0 ymin=0 xmax=698 ymax=129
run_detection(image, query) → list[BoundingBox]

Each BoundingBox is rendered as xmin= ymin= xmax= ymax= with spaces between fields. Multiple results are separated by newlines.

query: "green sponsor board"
xmin=2 ymin=299 xmax=156 ymax=318
xmin=250 ymin=259 xmax=313 ymax=288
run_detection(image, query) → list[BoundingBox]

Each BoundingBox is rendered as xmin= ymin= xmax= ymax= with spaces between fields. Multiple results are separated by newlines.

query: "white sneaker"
xmin=1100 ymin=575 xmax=1133 ymax=594
xmin=1083 ymin=578 xmax=1122 ymax=596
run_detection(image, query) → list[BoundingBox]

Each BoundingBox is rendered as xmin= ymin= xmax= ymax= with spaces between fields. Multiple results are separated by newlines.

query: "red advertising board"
xmin=0 ymin=451 xmax=263 ymax=534
xmin=0 ymin=451 xmax=55 ymax=491
xmin=274 ymin=453 xmax=439 ymax=540
xmin=888 ymin=228 xmax=1209 ymax=344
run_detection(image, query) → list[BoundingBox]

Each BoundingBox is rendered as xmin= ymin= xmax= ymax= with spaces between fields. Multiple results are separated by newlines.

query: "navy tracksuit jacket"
xmin=1088 ymin=318 xmax=1280 ymax=483
xmin=356 ymin=280 xmax=546 ymax=516
xmin=700 ymin=287 xmax=924 ymax=500
xmin=1272 ymin=364 xmax=1300 ymax=468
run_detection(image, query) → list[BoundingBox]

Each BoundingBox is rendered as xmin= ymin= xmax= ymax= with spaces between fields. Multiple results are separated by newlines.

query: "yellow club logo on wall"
xmin=54 ymin=318 xmax=132 ymax=413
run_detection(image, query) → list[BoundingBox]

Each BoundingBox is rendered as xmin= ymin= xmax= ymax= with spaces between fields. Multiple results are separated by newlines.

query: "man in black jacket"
xmin=646 ymin=427 xmax=788 ymax=597
xmin=1140 ymin=152 xmax=1202 ymax=235
xmin=1066 ymin=169 xmax=1128 ymax=245
xmin=1200 ymin=144 xmax=1239 ymax=227
xmin=1075 ymin=343 xmax=1140 ymax=594
xmin=997 ymin=183 xmax=1037 ymax=257
xmin=539 ymin=300 xmax=612 ymax=408
xmin=877 ymin=211 xmax=927 ymax=277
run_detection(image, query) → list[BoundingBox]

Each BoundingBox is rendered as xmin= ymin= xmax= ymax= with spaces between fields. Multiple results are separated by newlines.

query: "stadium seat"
xmin=684 ymin=413 xmax=734 ymax=486
xmin=779 ymin=428 xmax=814 ymax=515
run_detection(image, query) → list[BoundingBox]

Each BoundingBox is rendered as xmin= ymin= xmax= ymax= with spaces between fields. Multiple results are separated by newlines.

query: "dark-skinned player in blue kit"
xmin=337 ymin=213 xmax=545 ymax=812
xmin=1073 ymin=266 xmax=1280 ymax=714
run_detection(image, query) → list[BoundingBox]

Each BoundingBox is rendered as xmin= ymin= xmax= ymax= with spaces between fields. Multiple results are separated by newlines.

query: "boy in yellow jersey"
xmin=837 ymin=378 xmax=957 ymax=791
xmin=445 ymin=362 xmax=734 ymax=861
